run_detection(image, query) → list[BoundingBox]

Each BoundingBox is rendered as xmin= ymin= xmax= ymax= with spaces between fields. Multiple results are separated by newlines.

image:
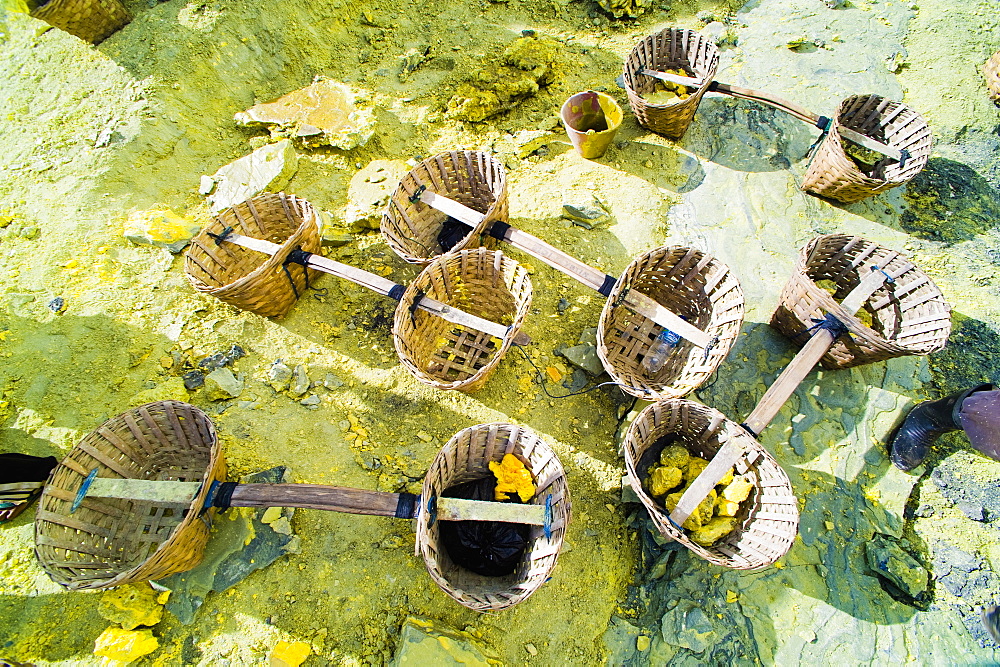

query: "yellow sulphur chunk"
xmin=489 ymin=454 xmax=535 ymax=502
xmin=659 ymin=444 xmax=690 ymax=468
xmin=722 ymin=476 xmax=754 ymax=504
xmin=716 ymin=498 xmax=740 ymax=517
xmin=716 ymin=467 xmax=734 ymax=487
xmin=650 ymin=466 xmax=683 ymax=497
xmin=685 ymin=456 xmax=708 ymax=482
xmin=690 ymin=516 xmax=739 ymax=546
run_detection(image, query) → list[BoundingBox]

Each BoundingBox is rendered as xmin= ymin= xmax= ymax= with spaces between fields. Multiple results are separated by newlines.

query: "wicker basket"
xmin=394 ymin=248 xmax=531 ymax=392
xmin=985 ymin=51 xmax=1000 ymax=105
xmin=800 ymin=95 xmax=932 ymax=203
xmin=770 ymin=234 xmax=951 ymax=369
xmin=623 ymin=400 xmax=798 ymax=570
xmin=417 ymin=423 xmax=571 ymax=611
xmin=382 ymin=151 xmax=508 ymax=265
xmin=597 ymin=246 xmax=744 ymax=400
xmin=622 ymin=28 xmax=720 ymax=140
xmin=185 ymin=192 xmax=322 ymax=318
xmin=30 ymin=0 xmax=131 ymax=44
xmin=34 ymin=401 xmax=224 ymax=591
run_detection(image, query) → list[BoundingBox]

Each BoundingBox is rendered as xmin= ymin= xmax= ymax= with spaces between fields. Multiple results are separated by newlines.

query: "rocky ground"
xmin=1 ymin=0 xmax=999 ymax=664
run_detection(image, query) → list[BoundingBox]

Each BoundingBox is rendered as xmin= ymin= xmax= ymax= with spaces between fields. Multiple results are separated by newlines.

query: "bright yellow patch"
xmin=489 ymin=453 xmax=535 ymax=502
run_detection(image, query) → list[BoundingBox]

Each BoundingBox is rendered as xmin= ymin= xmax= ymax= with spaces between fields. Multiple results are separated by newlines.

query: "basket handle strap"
xmin=639 ymin=68 xmax=902 ymax=161
xmin=741 ymin=267 xmax=889 ymax=437
xmin=412 ymin=188 xmax=710 ymax=348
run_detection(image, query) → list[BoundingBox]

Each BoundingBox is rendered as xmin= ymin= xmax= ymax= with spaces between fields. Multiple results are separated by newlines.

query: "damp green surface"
xmin=1 ymin=0 xmax=999 ymax=663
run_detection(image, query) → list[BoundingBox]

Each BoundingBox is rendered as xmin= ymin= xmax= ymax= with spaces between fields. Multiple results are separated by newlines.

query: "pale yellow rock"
xmin=235 ymin=79 xmax=375 ymax=150
xmin=261 ymin=506 xmax=283 ymax=525
xmin=716 ymin=498 xmax=740 ymax=517
xmin=98 ymin=583 xmax=165 ymax=630
xmin=93 ymin=627 xmax=159 ymax=664
xmin=636 ymin=635 xmax=650 ymax=652
xmin=270 ymin=640 xmax=311 ymax=667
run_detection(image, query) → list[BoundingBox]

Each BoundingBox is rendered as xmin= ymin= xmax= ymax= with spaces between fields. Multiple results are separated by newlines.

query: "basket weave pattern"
xmin=417 ymin=423 xmax=571 ymax=611
xmin=622 ymin=28 xmax=720 ymax=140
xmin=597 ymin=246 xmax=744 ymax=400
xmin=382 ymin=151 xmax=508 ymax=265
xmin=30 ymin=0 xmax=131 ymax=44
xmin=770 ymin=234 xmax=951 ymax=369
xmin=986 ymin=51 xmax=1000 ymax=104
xmin=185 ymin=192 xmax=322 ymax=318
xmin=623 ymin=400 xmax=798 ymax=570
xmin=801 ymin=95 xmax=932 ymax=203
xmin=35 ymin=401 xmax=224 ymax=590
xmin=394 ymin=248 xmax=531 ymax=392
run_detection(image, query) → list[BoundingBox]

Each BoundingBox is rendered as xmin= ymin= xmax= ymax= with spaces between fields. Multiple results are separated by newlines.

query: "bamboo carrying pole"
xmin=222 ymin=232 xmax=530 ymax=346
xmin=666 ymin=268 xmax=888 ymax=527
xmin=71 ymin=473 xmax=548 ymax=526
xmin=413 ymin=188 xmax=712 ymax=348
xmin=640 ymin=69 xmax=904 ymax=162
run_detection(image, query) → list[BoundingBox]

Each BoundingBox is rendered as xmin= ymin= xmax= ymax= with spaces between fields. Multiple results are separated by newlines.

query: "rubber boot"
xmin=888 ymin=384 xmax=992 ymax=471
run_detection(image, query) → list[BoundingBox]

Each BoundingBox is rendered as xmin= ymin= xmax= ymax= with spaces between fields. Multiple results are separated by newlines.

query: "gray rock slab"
xmin=207 ymin=140 xmax=298 ymax=213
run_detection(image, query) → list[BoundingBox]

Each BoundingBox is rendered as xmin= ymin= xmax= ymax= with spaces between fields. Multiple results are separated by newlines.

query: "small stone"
xmin=416 ymin=431 xmax=433 ymax=442
xmin=98 ymin=583 xmax=167 ymax=630
xmin=19 ymin=225 xmax=39 ymax=240
xmin=558 ymin=343 xmax=605 ymax=376
xmin=93 ymin=627 xmax=159 ymax=663
xmin=322 ymin=229 xmax=355 ymax=248
xmin=47 ymin=297 xmax=66 ymax=314
xmin=957 ymin=501 xmax=986 ymax=522
xmin=123 ymin=207 xmax=202 ymax=253
xmin=323 ymin=373 xmax=344 ymax=389
xmin=566 ymin=369 xmax=588 ymax=392
xmin=557 ymin=298 xmax=570 ymax=313
xmin=261 ymin=507 xmax=283 ymax=525
xmin=268 ymin=360 xmax=293 ymax=391
xmin=269 ymin=640 xmax=310 ymax=667
xmin=300 ymin=394 xmax=321 ymax=406
xmin=636 ymin=635 xmax=650 ymax=652
xmin=561 ymin=197 xmax=609 ymax=225
xmin=621 ymin=475 xmax=640 ymax=503
xmin=289 ymin=365 xmax=310 ymax=397
xmin=392 ymin=616 xmax=495 ymax=664
xmin=204 ymin=368 xmax=244 ymax=401
xmin=183 ymin=370 xmax=205 ymax=390
xmin=579 ymin=327 xmax=598 ymax=347
xmin=525 ymin=643 xmax=538 ymax=656
xmin=661 ymin=601 xmax=716 ymax=653
xmin=198 ymin=175 xmax=216 ymax=195
xmin=207 ymin=140 xmax=298 ymax=213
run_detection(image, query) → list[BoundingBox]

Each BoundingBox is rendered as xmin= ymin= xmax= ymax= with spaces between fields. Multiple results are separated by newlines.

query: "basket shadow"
xmin=898 ymin=158 xmax=1000 ymax=245
xmin=677 ymin=96 xmax=818 ymax=174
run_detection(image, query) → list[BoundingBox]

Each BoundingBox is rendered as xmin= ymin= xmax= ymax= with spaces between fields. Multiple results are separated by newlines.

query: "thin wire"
xmin=512 ymin=344 xmax=627 ymax=399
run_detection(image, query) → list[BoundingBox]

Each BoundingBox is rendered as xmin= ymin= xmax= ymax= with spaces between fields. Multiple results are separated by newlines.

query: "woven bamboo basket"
xmin=622 ymin=28 xmax=720 ymax=140
xmin=800 ymin=95 xmax=932 ymax=203
xmin=34 ymin=401 xmax=224 ymax=591
xmin=417 ymin=423 xmax=571 ymax=611
xmin=623 ymin=399 xmax=797 ymax=569
xmin=30 ymin=0 xmax=131 ymax=44
xmin=382 ymin=151 xmax=508 ymax=265
xmin=597 ymin=246 xmax=744 ymax=400
xmin=985 ymin=51 xmax=1000 ymax=105
xmin=185 ymin=192 xmax=322 ymax=318
xmin=770 ymin=234 xmax=951 ymax=369
xmin=394 ymin=248 xmax=532 ymax=392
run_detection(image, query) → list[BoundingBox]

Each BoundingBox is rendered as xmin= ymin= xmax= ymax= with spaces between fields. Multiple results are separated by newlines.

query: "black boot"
xmin=888 ymin=384 xmax=992 ymax=471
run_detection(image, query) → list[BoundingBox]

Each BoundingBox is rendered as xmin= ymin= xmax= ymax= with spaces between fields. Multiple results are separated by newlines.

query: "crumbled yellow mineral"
xmin=489 ymin=453 xmax=535 ymax=502
xmin=98 ymin=583 xmax=166 ymax=630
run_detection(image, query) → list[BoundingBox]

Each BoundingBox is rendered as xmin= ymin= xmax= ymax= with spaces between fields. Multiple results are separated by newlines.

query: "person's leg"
xmin=888 ymin=384 xmax=993 ymax=471
xmin=956 ymin=389 xmax=1000 ymax=462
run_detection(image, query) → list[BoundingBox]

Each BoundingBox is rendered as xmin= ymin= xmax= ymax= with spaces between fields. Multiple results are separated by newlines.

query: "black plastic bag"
xmin=437 ymin=216 xmax=470 ymax=253
xmin=438 ymin=477 xmax=529 ymax=577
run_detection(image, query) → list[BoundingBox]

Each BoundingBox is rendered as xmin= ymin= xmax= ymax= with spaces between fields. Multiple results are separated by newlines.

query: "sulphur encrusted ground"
xmin=1 ymin=0 xmax=1000 ymax=663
